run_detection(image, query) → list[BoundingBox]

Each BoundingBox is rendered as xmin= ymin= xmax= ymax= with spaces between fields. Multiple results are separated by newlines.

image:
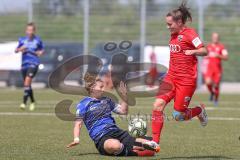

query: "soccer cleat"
xmin=142 ymin=141 xmax=160 ymax=153
xmin=214 ymin=100 xmax=218 ymax=106
xmin=197 ymin=104 xmax=208 ymax=127
xmin=19 ymin=103 xmax=26 ymax=110
xmin=29 ymin=103 xmax=35 ymax=111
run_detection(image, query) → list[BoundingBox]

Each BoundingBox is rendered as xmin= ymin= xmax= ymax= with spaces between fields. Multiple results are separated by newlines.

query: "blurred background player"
xmin=204 ymin=32 xmax=229 ymax=106
xmin=15 ymin=23 xmax=44 ymax=111
xmin=151 ymin=2 xmax=208 ymax=144
xmin=145 ymin=50 xmax=158 ymax=87
xmin=67 ymin=73 xmax=160 ymax=157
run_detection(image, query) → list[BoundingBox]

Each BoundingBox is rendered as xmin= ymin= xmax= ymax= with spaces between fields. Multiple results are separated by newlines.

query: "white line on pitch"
xmin=0 ymin=112 xmax=55 ymax=116
xmin=208 ymin=117 xmax=240 ymax=121
xmin=1 ymin=112 xmax=240 ymax=121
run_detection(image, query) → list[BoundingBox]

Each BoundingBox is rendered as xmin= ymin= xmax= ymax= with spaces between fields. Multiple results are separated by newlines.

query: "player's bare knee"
xmin=24 ymin=77 xmax=32 ymax=86
xmin=205 ymin=78 xmax=212 ymax=85
xmin=104 ymin=139 xmax=122 ymax=155
xmin=153 ymin=99 xmax=166 ymax=111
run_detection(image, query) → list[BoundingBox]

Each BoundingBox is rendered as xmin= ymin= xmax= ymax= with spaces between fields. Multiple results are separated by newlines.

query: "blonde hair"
xmin=84 ymin=72 xmax=101 ymax=94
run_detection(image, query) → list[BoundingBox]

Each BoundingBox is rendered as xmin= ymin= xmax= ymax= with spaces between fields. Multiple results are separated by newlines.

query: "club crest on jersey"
xmin=101 ymin=100 xmax=108 ymax=104
xmin=178 ymin=35 xmax=183 ymax=42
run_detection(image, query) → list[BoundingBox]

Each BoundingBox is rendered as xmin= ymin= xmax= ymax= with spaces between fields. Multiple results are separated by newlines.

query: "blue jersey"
xmin=76 ymin=96 xmax=120 ymax=144
xmin=16 ymin=35 xmax=44 ymax=68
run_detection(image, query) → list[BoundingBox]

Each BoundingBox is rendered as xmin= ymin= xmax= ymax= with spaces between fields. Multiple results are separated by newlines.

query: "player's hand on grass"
xmin=66 ymin=140 xmax=79 ymax=148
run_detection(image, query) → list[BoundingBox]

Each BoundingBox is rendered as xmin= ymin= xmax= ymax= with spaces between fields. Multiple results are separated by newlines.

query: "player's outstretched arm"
xmin=184 ymin=47 xmax=207 ymax=56
xmin=113 ymin=81 xmax=128 ymax=115
xmin=66 ymin=119 xmax=83 ymax=148
xmin=15 ymin=46 xmax=27 ymax=53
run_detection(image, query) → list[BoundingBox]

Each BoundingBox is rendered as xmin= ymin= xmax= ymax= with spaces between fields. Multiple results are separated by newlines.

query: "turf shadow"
xmin=153 ymin=155 xmax=233 ymax=160
xmin=76 ymin=152 xmax=99 ymax=156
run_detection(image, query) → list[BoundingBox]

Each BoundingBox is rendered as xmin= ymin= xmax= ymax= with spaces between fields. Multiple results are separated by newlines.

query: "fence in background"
xmin=0 ymin=0 xmax=239 ymax=82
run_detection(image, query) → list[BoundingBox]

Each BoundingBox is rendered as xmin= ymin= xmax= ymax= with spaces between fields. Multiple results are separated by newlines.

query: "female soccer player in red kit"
xmin=151 ymin=2 xmax=208 ymax=144
xmin=204 ymin=33 xmax=228 ymax=106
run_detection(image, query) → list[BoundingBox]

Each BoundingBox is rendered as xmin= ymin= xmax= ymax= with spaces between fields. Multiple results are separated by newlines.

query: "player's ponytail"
xmin=167 ymin=1 xmax=192 ymax=24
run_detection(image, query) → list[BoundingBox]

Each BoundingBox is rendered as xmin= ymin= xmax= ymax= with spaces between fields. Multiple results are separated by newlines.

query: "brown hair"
xmin=84 ymin=72 xmax=102 ymax=94
xmin=166 ymin=1 xmax=192 ymax=24
xmin=27 ymin=22 xmax=36 ymax=29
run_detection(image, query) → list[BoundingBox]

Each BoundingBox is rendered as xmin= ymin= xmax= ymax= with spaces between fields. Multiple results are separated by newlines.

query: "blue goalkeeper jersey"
xmin=76 ymin=96 xmax=120 ymax=144
xmin=16 ymin=35 xmax=44 ymax=68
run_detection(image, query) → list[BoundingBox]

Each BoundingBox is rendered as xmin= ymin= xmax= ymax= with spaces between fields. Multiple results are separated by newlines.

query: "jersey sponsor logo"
xmin=169 ymin=44 xmax=181 ymax=53
xmin=209 ymin=51 xmax=216 ymax=57
xmin=89 ymin=105 xmax=98 ymax=111
xmin=192 ymin=37 xmax=202 ymax=48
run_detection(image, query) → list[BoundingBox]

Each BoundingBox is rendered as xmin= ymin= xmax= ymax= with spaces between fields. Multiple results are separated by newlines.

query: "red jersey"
xmin=206 ymin=43 xmax=226 ymax=72
xmin=167 ymin=27 xmax=204 ymax=85
xmin=201 ymin=57 xmax=209 ymax=75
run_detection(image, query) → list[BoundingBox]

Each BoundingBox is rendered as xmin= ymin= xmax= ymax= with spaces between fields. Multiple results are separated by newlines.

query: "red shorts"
xmin=204 ymin=69 xmax=222 ymax=84
xmin=156 ymin=75 xmax=196 ymax=112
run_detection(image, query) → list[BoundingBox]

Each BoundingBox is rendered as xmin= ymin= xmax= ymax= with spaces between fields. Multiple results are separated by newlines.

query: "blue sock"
xmin=23 ymin=86 xmax=31 ymax=104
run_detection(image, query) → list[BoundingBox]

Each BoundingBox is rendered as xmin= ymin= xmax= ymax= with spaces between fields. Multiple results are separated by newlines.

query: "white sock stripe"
xmin=24 ymin=86 xmax=31 ymax=90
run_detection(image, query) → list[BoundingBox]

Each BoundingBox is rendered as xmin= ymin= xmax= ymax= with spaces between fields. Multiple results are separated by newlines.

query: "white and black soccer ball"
xmin=128 ymin=117 xmax=147 ymax=137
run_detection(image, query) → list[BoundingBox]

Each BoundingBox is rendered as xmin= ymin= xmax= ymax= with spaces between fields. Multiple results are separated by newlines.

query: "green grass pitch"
xmin=0 ymin=89 xmax=240 ymax=160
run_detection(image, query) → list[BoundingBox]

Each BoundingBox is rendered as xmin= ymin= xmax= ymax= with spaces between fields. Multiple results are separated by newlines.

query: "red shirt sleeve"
xmin=186 ymin=29 xmax=204 ymax=49
xmin=220 ymin=44 xmax=228 ymax=56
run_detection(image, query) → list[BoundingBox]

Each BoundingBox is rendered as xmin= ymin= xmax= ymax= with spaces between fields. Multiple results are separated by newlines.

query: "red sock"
xmin=184 ymin=107 xmax=202 ymax=120
xmin=207 ymin=84 xmax=213 ymax=93
xmin=134 ymin=150 xmax=155 ymax=156
xmin=151 ymin=110 xmax=164 ymax=143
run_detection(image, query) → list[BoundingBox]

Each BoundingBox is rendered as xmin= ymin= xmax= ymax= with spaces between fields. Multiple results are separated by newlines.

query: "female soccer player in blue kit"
xmin=67 ymin=73 xmax=160 ymax=156
xmin=15 ymin=23 xmax=44 ymax=111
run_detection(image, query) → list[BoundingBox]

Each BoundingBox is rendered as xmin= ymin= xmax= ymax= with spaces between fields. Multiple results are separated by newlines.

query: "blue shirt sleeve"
xmin=36 ymin=37 xmax=44 ymax=50
xmin=107 ymin=98 xmax=119 ymax=111
xmin=76 ymin=103 xmax=84 ymax=119
xmin=16 ymin=37 xmax=24 ymax=49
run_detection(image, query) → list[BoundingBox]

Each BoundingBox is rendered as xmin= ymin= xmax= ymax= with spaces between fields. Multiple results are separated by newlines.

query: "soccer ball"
xmin=128 ymin=117 xmax=147 ymax=137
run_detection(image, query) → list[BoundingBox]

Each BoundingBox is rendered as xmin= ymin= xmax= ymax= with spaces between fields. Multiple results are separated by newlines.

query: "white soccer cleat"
xmin=142 ymin=141 xmax=160 ymax=153
xmin=29 ymin=103 xmax=35 ymax=111
xmin=19 ymin=103 xmax=26 ymax=110
xmin=197 ymin=104 xmax=208 ymax=127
